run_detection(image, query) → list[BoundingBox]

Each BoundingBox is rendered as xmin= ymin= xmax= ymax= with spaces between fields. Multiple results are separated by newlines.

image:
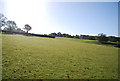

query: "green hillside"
xmin=2 ymin=34 xmax=118 ymax=79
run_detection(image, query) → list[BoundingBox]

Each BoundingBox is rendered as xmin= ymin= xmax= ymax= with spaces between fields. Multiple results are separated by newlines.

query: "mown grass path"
xmin=2 ymin=34 xmax=118 ymax=79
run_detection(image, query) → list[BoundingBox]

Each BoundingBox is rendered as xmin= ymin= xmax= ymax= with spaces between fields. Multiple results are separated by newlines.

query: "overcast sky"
xmin=0 ymin=0 xmax=119 ymax=36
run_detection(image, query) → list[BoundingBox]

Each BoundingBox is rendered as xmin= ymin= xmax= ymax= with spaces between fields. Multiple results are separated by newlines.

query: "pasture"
xmin=2 ymin=34 xmax=118 ymax=79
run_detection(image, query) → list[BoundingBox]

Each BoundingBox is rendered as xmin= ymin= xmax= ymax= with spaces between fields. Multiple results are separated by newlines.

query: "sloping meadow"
xmin=2 ymin=34 xmax=118 ymax=79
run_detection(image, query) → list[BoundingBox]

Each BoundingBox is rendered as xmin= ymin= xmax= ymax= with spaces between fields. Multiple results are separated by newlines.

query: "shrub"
xmin=97 ymin=33 xmax=108 ymax=44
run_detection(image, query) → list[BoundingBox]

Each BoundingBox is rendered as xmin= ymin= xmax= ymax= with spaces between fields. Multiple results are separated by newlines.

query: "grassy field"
xmin=2 ymin=34 xmax=118 ymax=79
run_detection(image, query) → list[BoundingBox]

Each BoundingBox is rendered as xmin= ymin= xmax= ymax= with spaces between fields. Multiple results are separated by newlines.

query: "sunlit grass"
xmin=2 ymin=34 xmax=118 ymax=79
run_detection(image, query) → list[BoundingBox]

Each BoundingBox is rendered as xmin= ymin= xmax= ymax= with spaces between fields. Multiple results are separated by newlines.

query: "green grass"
xmin=2 ymin=34 xmax=118 ymax=79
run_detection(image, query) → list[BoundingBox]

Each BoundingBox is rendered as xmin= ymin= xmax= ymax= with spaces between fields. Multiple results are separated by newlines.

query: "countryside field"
xmin=2 ymin=34 xmax=118 ymax=79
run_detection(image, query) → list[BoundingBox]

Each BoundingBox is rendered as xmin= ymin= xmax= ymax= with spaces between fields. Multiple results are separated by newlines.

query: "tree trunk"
xmin=26 ymin=30 xmax=28 ymax=36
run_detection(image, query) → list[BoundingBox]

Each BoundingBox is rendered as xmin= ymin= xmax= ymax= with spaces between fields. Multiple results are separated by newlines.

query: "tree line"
xmin=0 ymin=13 xmax=120 ymax=47
xmin=0 ymin=13 xmax=31 ymax=34
xmin=0 ymin=13 xmax=55 ymax=38
xmin=49 ymin=32 xmax=120 ymax=42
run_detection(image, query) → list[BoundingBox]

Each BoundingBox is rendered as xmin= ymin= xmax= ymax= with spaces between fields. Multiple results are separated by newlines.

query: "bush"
xmin=97 ymin=33 xmax=108 ymax=44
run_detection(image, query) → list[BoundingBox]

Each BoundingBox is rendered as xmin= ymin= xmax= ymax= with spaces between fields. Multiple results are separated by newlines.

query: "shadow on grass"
xmin=98 ymin=42 xmax=120 ymax=48
xmin=104 ymin=42 xmax=118 ymax=45
xmin=84 ymin=40 xmax=120 ymax=48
